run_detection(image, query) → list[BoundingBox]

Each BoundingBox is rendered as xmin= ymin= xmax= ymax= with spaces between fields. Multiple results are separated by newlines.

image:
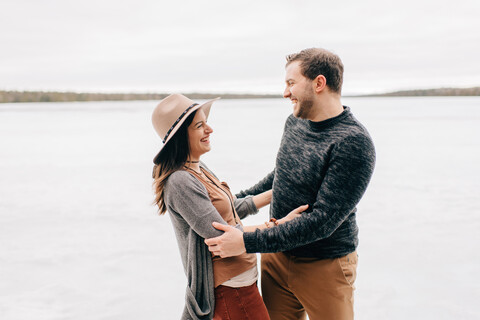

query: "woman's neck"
xmin=185 ymin=158 xmax=201 ymax=173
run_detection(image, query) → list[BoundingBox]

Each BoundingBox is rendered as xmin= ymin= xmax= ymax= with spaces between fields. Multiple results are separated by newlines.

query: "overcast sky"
xmin=1 ymin=0 xmax=479 ymax=95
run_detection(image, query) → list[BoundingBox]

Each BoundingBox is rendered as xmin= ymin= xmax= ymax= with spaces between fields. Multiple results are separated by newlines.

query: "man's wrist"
xmin=243 ymin=231 xmax=258 ymax=254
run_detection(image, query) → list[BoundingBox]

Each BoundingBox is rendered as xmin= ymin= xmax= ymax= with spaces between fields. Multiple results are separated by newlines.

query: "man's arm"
xmin=235 ymin=170 xmax=275 ymax=198
xmin=205 ymin=204 xmax=308 ymax=258
xmin=206 ymin=134 xmax=376 ymax=256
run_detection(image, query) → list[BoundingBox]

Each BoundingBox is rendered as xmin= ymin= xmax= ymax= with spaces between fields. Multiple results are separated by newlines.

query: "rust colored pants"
xmin=213 ymin=282 xmax=270 ymax=320
xmin=261 ymin=251 xmax=358 ymax=320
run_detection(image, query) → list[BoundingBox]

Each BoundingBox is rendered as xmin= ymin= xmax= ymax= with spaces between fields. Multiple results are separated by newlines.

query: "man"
xmin=205 ymin=48 xmax=376 ymax=319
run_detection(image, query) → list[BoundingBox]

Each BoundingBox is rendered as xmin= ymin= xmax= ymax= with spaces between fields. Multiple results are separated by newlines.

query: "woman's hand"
xmin=278 ymin=204 xmax=309 ymax=224
xmin=243 ymin=203 xmax=308 ymax=232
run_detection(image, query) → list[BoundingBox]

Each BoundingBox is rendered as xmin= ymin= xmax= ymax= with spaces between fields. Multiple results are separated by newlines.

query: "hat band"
xmin=162 ymin=103 xmax=199 ymax=143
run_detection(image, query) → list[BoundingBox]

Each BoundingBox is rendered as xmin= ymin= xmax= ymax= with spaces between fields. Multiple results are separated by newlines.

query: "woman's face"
xmin=187 ymin=108 xmax=213 ymax=160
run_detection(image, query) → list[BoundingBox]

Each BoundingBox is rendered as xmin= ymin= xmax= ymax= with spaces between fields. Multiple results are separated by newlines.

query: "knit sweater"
xmin=164 ymin=163 xmax=258 ymax=320
xmin=238 ymin=106 xmax=376 ymax=259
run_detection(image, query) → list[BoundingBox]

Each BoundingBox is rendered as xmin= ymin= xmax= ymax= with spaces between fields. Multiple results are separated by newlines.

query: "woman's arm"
xmin=252 ymin=190 xmax=272 ymax=210
xmin=234 ymin=190 xmax=272 ymax=219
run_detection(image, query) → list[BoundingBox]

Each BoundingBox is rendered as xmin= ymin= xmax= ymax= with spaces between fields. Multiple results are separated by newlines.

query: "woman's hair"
xmin=152 ymin=110 xmax=197 ymax=214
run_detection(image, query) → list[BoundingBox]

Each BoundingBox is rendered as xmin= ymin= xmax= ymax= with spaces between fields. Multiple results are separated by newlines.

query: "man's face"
xmin=283 ymin=61 xmax=315 ymax=119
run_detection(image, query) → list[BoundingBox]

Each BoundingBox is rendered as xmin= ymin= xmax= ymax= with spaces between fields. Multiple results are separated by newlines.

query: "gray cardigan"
xmin=164 ymin=163 xmax=258 ymax=320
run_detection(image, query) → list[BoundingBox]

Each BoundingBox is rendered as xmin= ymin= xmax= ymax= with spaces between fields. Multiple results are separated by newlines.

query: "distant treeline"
xmin=1 ymin=87 xmax=479 ymax=103
xmin=358 ymin=87 xmax=480 ymax=97
xmin=0 ymin=91 xmax=281 ymax=103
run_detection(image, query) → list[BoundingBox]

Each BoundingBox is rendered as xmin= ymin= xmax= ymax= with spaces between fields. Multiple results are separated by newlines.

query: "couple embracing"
xmin=151 ymin=48 xmax=376 ymax=320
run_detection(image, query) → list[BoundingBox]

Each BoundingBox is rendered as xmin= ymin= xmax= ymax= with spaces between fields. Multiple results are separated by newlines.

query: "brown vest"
xmin=185 ymin=166 xmax=257 ymax=287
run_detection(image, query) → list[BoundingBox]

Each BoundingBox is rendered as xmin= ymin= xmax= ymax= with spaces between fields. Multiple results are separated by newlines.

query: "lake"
xmin=0 ymin=97 xmax=479 ymax=319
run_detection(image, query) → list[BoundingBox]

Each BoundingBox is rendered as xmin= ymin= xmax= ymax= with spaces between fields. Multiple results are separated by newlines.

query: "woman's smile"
xmin=188 ymin=109 xmax=214 ymax=159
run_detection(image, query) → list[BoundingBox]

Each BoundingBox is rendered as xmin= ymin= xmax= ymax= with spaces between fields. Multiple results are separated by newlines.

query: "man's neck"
xmin=308 ymin=96 xmax=343 ymax=122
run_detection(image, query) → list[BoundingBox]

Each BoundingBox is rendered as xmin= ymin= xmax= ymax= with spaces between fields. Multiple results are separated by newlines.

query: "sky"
xmin=1 ymin=0 xmax=479 ymax=95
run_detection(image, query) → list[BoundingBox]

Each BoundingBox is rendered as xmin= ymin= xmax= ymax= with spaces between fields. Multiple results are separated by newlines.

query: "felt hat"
xmin=152 ymin=94 xmax=219 ymax=164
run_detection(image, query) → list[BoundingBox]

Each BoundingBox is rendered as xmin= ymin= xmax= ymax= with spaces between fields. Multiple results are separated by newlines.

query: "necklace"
xmin=184 ymin=165 xmax=203 ymax=175
xmin=185 ymin=160 xmax=199 ymax=163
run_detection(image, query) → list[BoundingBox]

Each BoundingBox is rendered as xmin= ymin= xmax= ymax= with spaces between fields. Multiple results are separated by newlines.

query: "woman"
xmin=151 ymin=94 xmax=306 ymax=320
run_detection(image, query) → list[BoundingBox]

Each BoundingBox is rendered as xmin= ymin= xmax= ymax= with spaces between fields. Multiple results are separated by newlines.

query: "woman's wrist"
xmin=263 ymin=218 xmax=279 ymax=229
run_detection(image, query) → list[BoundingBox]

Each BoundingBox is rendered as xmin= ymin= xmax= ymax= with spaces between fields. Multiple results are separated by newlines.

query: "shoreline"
xmin=1 ymin=86 xmax=479 ymax=103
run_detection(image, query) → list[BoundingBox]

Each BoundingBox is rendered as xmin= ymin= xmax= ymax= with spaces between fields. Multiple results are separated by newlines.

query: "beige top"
xmin=221 ymin=266 xmax=258 ymax=288
xmin=185 ymin=166 xmax=257 ymax=287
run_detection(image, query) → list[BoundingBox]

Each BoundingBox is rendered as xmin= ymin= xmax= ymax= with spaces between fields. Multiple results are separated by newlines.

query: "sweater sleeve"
xmin=165 ymin=171 xmax=234 ymax=239
xmin=235 ymin=170 xmax=275 ymax=198
xmin=243 ymin=134 xmax=376 ymax=253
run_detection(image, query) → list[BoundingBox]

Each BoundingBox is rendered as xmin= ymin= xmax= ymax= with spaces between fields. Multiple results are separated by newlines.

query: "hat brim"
xmin=153 ymin=97 xmax=220 ymax=164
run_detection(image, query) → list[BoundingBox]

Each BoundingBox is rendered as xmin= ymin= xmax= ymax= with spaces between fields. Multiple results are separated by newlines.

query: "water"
xmin=0 ymin=97 xmax=479 ymax=319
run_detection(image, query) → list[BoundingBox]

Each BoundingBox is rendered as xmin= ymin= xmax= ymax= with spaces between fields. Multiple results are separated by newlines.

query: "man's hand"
xmin=204 ymin=223 xmax=246 ymax=258
xmin=278 ymin=204 xmax=309 ymax=224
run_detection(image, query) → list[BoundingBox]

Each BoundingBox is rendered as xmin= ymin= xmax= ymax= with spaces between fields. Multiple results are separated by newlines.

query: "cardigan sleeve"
xmin=233 ymin=196 xmax=259 ymax=219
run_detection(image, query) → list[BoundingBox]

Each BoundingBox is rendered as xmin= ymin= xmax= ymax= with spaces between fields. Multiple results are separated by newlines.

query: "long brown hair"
xmin=152 ymin=110 xmax=197 ymax=214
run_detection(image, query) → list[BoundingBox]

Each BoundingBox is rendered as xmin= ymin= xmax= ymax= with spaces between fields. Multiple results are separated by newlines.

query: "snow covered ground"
xmin=0 ymin=97 xmax=479 ymax=319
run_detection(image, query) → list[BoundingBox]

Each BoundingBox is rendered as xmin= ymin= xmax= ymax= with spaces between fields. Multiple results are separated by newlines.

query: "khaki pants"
xmin=261 ymin=251 xmax=358 ymax=320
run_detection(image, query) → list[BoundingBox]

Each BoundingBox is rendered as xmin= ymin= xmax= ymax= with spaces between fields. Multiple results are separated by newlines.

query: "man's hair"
xmin=286 ymin=48 xmax=344 ymax=94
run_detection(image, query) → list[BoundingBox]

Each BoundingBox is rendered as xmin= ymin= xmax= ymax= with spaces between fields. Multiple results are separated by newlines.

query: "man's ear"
xmin=313 ymin=75 xmax=327 ymax=93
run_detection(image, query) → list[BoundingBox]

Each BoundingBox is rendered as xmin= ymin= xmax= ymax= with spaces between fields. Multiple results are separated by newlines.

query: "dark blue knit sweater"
xmin=237 ymin=106 xmax=376 ymax=259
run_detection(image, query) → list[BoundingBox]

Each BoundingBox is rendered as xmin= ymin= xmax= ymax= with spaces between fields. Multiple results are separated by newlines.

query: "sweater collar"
xmin=306 ymin=106 xmax=350 ymax=131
